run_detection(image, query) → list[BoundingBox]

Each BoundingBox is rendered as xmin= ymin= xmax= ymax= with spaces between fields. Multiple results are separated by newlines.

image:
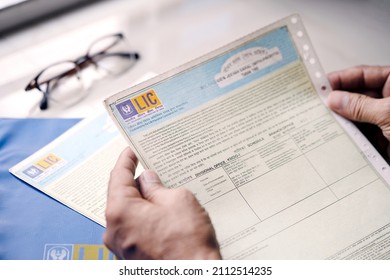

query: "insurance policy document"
xmin=105 ymin=15 xmax=390 ymax=259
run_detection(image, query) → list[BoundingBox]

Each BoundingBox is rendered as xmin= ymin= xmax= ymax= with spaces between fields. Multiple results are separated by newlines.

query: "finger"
xmin=107 ymin=147 xmax=141 ymax=204
xmin=327 ymin=90 xmax=390 ymax=126
xmin=328 ymin=65 xmax=390 ymax=97
xmin=137 ymin=170 xmax=168 ymax=203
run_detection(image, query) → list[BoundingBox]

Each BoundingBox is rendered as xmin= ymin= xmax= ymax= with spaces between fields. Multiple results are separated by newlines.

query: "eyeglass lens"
xmin=27 ymin=33 xmax=139 ymax=110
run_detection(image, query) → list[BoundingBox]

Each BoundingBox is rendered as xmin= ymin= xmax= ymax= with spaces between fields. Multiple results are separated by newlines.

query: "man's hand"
xmin=327 ymin=65 xmax=390 ymax=160
xmin=327 ymin=65 xmax=390 ymax=139
xmin=103 ymin=147 xmax=222 ymax=260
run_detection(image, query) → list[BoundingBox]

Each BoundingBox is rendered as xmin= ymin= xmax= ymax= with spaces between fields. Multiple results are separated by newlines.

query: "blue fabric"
xmin=0 ymin=118 xmax=106 ymax=260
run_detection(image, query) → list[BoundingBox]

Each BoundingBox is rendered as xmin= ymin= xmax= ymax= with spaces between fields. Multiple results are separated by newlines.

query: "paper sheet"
xmin=104 ymin=15 xmax=390 ymax=259
xmin=9 ymin=112 xmax=143 ymax=226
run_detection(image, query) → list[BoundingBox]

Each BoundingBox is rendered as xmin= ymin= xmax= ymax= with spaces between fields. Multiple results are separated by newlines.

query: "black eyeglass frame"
xmin=25 ymin=33 xmax=140 ymax=110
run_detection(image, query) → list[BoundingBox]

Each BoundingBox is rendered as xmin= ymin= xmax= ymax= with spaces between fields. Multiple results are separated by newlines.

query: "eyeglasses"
xmin=25 ymin=33 xmax=140 ymax=110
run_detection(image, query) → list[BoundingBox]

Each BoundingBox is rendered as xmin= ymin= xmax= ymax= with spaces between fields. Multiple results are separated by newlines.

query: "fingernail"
xmin=142 ymin=170 xmax=161 ymax=183
xmin=328 ymin=91 xmax=349 ymax=110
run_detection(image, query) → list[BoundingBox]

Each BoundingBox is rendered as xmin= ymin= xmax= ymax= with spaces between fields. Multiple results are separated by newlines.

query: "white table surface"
xmin=1 ymin=0 xmax=389 ymax=118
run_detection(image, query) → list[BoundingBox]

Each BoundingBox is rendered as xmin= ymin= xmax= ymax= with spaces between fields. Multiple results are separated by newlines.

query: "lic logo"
xmin=22 ymin=153 xmax=62 ymax=180
xmin=116 ymin=99 xmax=137 ymax=120
xmin=44 ymin=244 xmax=72 ymax=260
xmin=116 ymin=89 xmax=163 ymax=120
xmin=23 ymin=166 xmax=42 ymax=178
xmin=120 ymin=104 xmax=134 ymax=115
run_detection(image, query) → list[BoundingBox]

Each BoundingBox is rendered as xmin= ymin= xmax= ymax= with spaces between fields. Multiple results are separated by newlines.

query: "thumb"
xmin=327 ymin=90 xmax=387 ymax=125
xmin=138 ymin=170 xmax=167 ymax=202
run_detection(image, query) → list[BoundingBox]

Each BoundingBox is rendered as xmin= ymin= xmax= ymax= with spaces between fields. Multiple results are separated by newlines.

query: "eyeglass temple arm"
xmin=92 ymin=51 xmax=140 ymax=60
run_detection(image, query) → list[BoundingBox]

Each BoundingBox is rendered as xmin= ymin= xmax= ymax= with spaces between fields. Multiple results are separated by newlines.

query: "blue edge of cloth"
xmin=0 ymin=118 xmax=106 ymax=260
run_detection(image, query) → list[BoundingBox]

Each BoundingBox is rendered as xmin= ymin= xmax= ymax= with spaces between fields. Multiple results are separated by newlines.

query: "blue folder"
xmin=0 ymin=118 xmax=114 ymax=260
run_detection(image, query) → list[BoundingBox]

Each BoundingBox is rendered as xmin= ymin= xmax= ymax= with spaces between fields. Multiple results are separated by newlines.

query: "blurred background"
xmin=1 ymin=0 xmax=389 ymax=118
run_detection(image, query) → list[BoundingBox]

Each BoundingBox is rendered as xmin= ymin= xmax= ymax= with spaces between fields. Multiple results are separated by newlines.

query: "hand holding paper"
xmin=328 ymin=66 xmax=390 ymax=140
xmin=327 ymin=65 xmax=390 ymax=159
xmin=104 ymin=147 xmax=221 ymax=260
xmin=104 ymin=15 xmax=390 ymax=259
